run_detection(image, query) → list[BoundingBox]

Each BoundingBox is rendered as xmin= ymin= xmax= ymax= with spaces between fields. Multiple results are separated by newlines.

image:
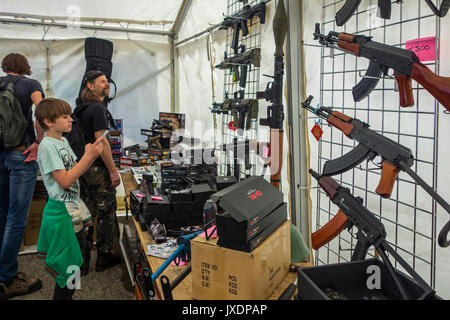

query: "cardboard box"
xmin=23 ymin=198 xmax=47 ymax=246
xmin=191 ymin=220 xmax=290 ymax=300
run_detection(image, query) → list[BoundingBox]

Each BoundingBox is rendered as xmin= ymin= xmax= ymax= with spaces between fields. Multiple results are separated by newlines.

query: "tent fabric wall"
xmin=0 ymin=38 xmax=171 ymax=146
xmin=176 ymin=0 xmax=292 ymax=205
xmin=302 ymin=0 xmax=450 ymax=299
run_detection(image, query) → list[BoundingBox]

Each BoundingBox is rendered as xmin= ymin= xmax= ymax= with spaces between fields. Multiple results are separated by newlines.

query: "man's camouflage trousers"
xmin=79 ymin=166 xmax=119 ymax=255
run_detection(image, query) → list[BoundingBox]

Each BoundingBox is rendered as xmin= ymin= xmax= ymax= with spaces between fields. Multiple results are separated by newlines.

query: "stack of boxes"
xmin=110 ymin=118 xmax=123 ymax=168
xmin=211 ymin=176 xmax=288 ymax=252
xmin=129 ymin=175 xmax=238 ymax=234
xmin=130 ymin=183 xmax=216 ymax=232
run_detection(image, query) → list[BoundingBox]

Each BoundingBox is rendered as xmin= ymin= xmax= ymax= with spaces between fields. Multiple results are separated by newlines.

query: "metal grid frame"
xmin=217 ymin=0 xmax=263 ymax=178
xmin=312 ymin=0 xmax=442 ymax=287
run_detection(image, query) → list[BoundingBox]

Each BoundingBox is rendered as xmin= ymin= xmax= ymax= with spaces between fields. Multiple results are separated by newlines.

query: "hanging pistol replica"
xmin=302 ymin=95 xmax=450 ymax=248
xmin=256 ymin=0 xmax=288 ymax=190
xmin=313 ymin=23 xmax=450 ymax=112
xmin=335 ymin=0 xmax=450 ymax=26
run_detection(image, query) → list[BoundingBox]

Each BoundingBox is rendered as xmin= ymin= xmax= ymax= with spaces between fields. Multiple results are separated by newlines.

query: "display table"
xmin=119 ymin=172 xmax=311 ymax=300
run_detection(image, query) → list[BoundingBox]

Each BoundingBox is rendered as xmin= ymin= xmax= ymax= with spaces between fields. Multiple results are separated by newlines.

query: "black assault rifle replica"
xmin=310 ymin=169 xmax=436 ymax=300
xmin=209 ymin=97 xmax=258 ymax=135
xmin=302 ymin=95 xmax=450 ymax=248
xmin=215 ymin=47 xmax=261 ymax=92
xmin=335 ymin=0 xmax=450 ymax=26
xmin=220 ymin=0 xmax=270 ymax=54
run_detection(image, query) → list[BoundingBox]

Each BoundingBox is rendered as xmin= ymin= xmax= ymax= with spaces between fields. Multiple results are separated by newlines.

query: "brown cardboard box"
xmin=23 ymin=198 xmax=47 ymax=246
xmin=191 ymin=220 xmax=290 ymax=300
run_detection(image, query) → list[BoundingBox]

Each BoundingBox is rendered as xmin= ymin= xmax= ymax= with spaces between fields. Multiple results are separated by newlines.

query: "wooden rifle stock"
xmin=269 ymin=129 xmax=283 ymax=189
xmin=311 ymin=210 xmax=348 ymax=250
xmin=409 ymin=63 xmax=450 ymax=112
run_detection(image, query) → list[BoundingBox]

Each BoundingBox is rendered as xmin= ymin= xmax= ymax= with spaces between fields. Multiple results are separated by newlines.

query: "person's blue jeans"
xmin=0 ymin=150 xmax=38 ymax=283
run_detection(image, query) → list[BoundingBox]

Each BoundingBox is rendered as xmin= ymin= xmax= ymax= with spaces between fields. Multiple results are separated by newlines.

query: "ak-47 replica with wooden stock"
xmin=256 ymin=0 xmax=288 ymax=190
xmin=309 ymin=169 xmax=436 ymax=300
xmin=313 ymin=23 xmax=450 ymax=112
xmin=302 ymin=95 xmax=450 ymax=248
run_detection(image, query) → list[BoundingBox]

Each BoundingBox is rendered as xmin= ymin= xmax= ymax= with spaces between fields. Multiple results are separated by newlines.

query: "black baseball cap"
xmin=81 ymin=70 xmax=106 ymax=88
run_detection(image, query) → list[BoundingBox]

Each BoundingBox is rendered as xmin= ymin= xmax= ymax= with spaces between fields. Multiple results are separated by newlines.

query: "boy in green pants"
xmin=35 ymin=98 xmax=104 ymax=300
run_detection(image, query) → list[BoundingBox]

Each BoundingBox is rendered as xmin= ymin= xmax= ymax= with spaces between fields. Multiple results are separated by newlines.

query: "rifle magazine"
xmin=322 ymin=144 xmax=371 ymax=177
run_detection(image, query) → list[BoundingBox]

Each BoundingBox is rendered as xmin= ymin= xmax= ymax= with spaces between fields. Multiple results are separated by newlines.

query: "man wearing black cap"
xmin=76 ymin=70 xmax=121 ymax=275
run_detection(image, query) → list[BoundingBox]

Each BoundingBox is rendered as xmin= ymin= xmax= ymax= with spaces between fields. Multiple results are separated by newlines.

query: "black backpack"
xmin=0 ymin=76 xmax=28 ymax=149
xmin=63 ymin=102 xmax=93 ymax=161
xmin=64 ymin=101 xmax=117 ymax=161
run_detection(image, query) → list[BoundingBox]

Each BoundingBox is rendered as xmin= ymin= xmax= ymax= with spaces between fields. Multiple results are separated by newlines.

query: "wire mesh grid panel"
xmin=310 ymin=0 xmax=442 ymax=287
xmin=216 ymin=0 xmax=262 ymax=179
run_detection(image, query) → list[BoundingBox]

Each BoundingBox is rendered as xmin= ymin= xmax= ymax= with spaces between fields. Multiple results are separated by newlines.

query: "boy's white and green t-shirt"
xmin=37 ymin=136 xmax=93 ymax=232
xmin=38 ymin=136 xmax=80 ymax=202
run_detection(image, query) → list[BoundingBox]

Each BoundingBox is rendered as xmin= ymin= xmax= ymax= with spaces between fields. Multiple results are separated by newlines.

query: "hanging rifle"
xmin=215 ymin=47 xmax=261 ymax=90
xmin=220 ymin=0 xmax=270 ymax=54
xmin=309 ymin=169 xmax=436 ymax=300
xmin=231 ymin=99 xmax=259 ymax=133
xmin=210 ymin=98 xmax=258 ymax=134
xmin=335 ymin=0 xmax=450 ymax=26
xmin=313 ymin=23 xmax=450 ymax=112
xmin=302 ymin=95 xmax=450 ymax=248
xmin=256 ymin=0 xmax=288 ymax=190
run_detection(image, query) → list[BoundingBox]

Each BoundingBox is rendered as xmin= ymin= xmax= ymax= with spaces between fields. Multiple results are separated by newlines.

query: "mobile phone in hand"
xmin=101 ymin=130 xmax=109 ymax=139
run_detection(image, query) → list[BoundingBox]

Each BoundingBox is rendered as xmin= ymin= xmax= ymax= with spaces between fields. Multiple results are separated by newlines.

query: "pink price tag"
xmin=151 ymin=196 xmax=163 ymax=201
xmin=262 ymin=146 xmax=269 ymax=158
xmin=405 ymin=37 xmax=436 ymax=62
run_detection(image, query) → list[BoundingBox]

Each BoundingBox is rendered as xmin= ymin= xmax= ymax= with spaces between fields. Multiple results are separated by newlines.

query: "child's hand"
xmin=85 ymin=136 xmax=104 ymax=159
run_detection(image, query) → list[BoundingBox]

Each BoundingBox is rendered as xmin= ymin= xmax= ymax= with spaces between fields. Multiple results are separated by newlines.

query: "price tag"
xmin=405 ymin=37 xmax=436 ymax=62
xmin=262 ymin=146 xmax=270 ymax=158
xmin=311 ymin=123 xmax=323 ymax=141
xmin=228 ymin=121 xmax=237 ymax=131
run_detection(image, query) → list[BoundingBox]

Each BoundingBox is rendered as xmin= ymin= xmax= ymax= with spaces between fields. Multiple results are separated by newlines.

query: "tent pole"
xmin=0 ymin=17 xmax=174 ymax=36
xmin=169 ymin=35 xmax=176 ymax=113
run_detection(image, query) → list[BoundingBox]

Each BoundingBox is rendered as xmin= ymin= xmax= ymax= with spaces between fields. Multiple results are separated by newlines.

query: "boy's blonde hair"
xmin=35 ymin=98 xmax=72 ymax=130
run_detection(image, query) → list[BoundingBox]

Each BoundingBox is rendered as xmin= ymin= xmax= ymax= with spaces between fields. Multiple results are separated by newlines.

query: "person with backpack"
xmin=73 ymin=70 xmax=121 ymax=276
xmin=0 ymin=53 xmax=45 ymax=299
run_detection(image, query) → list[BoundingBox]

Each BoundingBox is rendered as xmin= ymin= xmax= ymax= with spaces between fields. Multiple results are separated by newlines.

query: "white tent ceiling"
xmin=0 ymin=0 xmax=185 ymax=41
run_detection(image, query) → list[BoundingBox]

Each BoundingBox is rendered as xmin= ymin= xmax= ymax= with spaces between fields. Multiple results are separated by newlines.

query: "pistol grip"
xmin=241 ymin=20 xmax=249 ymax=37
xmin=240 ymin=65 xmax=248 ymax=88
xmin=311 ymin=210 xmax=348 ymax=250
xmin=233 ymin=66 xmax=240 ymax=83
xmin=375 ymin=161 xmax=400 ymax=198
xmin=394 ymin=74 xmax=414 ymax=107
